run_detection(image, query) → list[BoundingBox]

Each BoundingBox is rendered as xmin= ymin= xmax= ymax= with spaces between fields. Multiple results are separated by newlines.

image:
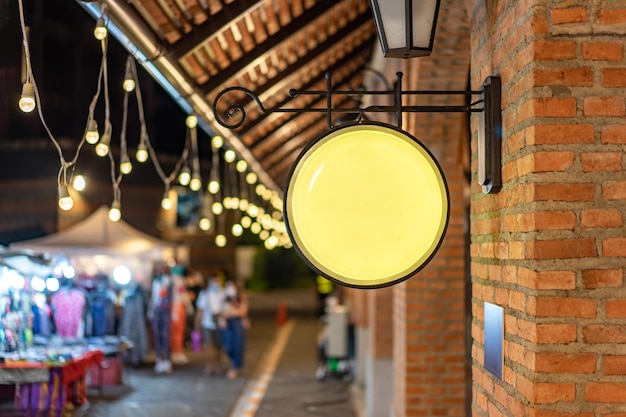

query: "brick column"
xmin=469 ymin=1 xmax=626 ymax=415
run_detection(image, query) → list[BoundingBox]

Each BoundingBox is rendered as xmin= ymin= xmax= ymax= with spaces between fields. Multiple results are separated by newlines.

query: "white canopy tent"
xmin=10 ymin=206 xmax=186 ymax=285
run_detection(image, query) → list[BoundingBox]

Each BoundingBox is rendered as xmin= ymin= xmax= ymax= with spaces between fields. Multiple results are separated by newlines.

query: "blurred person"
xmin=194 ymin=274 xmax=226 ymax=375
xmin=170 ymin=268 xmax=194 ymax=365
xmin=221 ymin=280 xmax=249 ymax=379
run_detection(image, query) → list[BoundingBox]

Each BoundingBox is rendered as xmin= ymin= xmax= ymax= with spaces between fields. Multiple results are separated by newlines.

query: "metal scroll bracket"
xmin=212 ymin=72 xmax=502 ymax=194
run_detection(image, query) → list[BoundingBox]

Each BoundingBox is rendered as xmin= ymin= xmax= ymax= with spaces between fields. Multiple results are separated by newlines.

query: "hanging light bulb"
xmin=94 ymin=17 xmax=107 ymax=40
xmin=239 ymin=198 xmax=249 ymax=211
xmin=223 ymin=197 xmax=233 ymax=209
xmin=241 ymin=216 xmax=252 ymax=228
xmin=95 ymin=120 xmax=112 ymax=157
xmin=264 ymin=235 xmax=279 ymax=250
xmin=108 ymin=200 xmax=122 ymax=222
xmin=232 ymin=197 xmax=240 ymax=209
xmin=215 ymin=234 xmax=227 ymax=247
xmin=85 ymin=119 xmax=99 ymax=144
xmin=120 ymin=153 xmax=133 ymax=175
xmin=211 ymin=135 xmax=224 ymax=149
xmin=18 ymin=82 xmax=35 ymax=113
xmin=232 ymin=224 xmax=243 ymax=237
xmin=250 ymin=222 xmax=262 ymax=234
xmin=58 ymin=184 xmax=74 ymax=211
xmin=189 ymin=175 xmax=202 ymax=191
xmin=161 ymin=191 xmax=172 ymax=210
xmin=179 ymin=164 xmax=191 ymax=186
xmin=224 ymin=149 xmax=236 ymax=163
xmin=247 ymin=204 xmax=259 ymax=217
xmin=186 ymin=115 xmax=198 ymax=128
xmin=199 ymin=217 xmax=211 ymax=231
xmin=236 ymin=160 xmax=248 ymax=173
xmin=246 ymin=172 xmax=258 ymax=184
xmin=211 ymin=201 xmax=223 ymax=215
xmin=208 ymin=180 xmax=220 ymax=194
xmin=256 ymin=184 xmax=266 ymax=196
xmin=73 ymin=175 xmax=86 ymax=191
xmin=122 ymin=66 xmax=135 ymax=92
xmin=136 ymin=141 xmax=148 ymax=163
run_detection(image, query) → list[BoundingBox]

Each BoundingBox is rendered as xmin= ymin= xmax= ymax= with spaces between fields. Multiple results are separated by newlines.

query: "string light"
xmin=224 ymin=149 xmax=236 ymax=163
xmin=186 ymin=115 xmax=198 ymax=128
xmin=136 ymin=138 xmax=148 ymax=162
xmin=161 ymin=190 xmax=172 ymax=210
xmin=212 ymin=136 xmax=224 ymax=148
xmin=215 ymin=234 xmax=227 ymax=247
xmin=208 ymin=180 xmax=220 ymax=194
xmin=95 ymin=120 xmax=112 ymax=157
xmin=19 ymin=81 xmax=35 ymax=112
xmin=85 ymin=119 xmax=99 ymax=144
xmin=179 ymin=164 xmax=191 ymax=186
xmin=190 ymin=174 xmax=201 ymax=191
xmin=58 ymin=184 xmax=74 ymax=211
xmin=246 ymin=172 xmax=258 ymax=184
xmin=120 ymin=153 xmax=132 ymax=174
xmin=122 ymin=58 xmax=135 ymax=92
xmin=235 ymin=160 xmax=247 ymax=173
xmin=199 ymin=217 xmax=211 ymax=231
xmin=72 ymin=175 xmax=86 ymax=191
xmin=211 ymin=201 xmax=223 ymax=215
xmin=232 ymin=223 xmax=243 ymax=237
xmin=109 ymin=200 xmax=122 ymax=222
xmin=94 ymin=17 xmax=107 ymax=40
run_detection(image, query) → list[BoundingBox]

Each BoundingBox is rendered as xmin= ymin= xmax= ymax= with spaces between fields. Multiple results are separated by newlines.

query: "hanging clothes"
xmin=89 ymin=290 xmax=116 ymax=336
xmin=149 ymin=274 xmax=173 ymax=369
xmin=118 ymin=285 xmax=148 ymax=366
xmin=50 ymin=287 xmax=86 ymax=338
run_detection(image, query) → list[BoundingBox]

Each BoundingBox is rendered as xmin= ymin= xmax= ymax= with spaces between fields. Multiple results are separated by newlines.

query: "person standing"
xmin=221 ymin=280 xmax=249 ymax=379
xmin=148 ymin=269 xmax=173 ymax=374
xmin=194 ymin=274 xmax=226 ymax=375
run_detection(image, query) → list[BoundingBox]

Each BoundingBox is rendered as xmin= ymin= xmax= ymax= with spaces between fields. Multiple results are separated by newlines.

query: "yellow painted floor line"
xmin=228 ymin=320 xmax=296 ymax=417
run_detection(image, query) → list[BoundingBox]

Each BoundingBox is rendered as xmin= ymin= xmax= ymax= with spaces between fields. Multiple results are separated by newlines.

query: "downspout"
xmin=77 ymin=0 xmax=282 ymax=195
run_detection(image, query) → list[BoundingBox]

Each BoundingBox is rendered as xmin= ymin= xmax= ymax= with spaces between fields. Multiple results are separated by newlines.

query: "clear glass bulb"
xmin=136 ymin=144 xmax=149 ymax=163
xmin=73 ymin=175 xmax=86 ymax=191
xmin=108 ymin=204 xmax=121 ymax=222
xmin=85 ymin=120 xmax=99 ymax=144
xmin=122 ymin=78 xmax=135 ymax=92
xmin=239 ymin=198 xmax=249 ymax=211
xmin=236 ymin=160 xmax=248 ymax=173
xmin=211 ymin=135 xmax=223 ymax=149
xmin=223 ymin=197 xmax=232 ymax=209
xmin=208 ymin=180 xmax=220 ymax=194
xmin=120 ymin=154 xmax=133 ymax=175
xmin=179 ymin=167 xmax=191 ymax=186
xmin=250 ymin=222 xmax=261 ymax=234
xmin=247 ymin=204 xmax=259 ymax=217
xmin=19 ymin=82 xmax=35 ymax=113
xmin=246 ymin=172 xmax=258 ymax=184
xmin=58 ymin=185 xmax=73 ymax=211
xmin=211 ymin=201 xmax=223 ymax=215
xmin=199 ymin=217 xmax=211 ymax=231
xmin=95 ymin=142 xmax=109 ymax=157
xmin=224 ymin=150 xmax=236 ymax=163
xmin=161 ymin=196 xmax=172 ymax=210
xmin=232 ymin=224 xmax=243 ymax=237
xmin=190 ymin=176 xmax=202 ymax=191
xmin=241 ymin=216 xmax=252 ymax=228
xmin=186 ymin=115 xmax=198 ymax=128
xmin=256 ymin=184 xmax=266 ymax=195
xmin=94 ymin=17 xmax=107 ymax=40
xmin=215 ymin=234 xmax=227 ymax=247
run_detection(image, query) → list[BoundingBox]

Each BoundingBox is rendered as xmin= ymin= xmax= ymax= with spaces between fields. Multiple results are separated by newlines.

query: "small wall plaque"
xmin=484 ymin=302 xmax=503 ymax=380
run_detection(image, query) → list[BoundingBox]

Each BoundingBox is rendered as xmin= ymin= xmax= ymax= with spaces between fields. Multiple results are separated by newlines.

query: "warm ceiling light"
xmin=95 ymin=120 xmax=112 ymax=157
xmin=122 ymin=68 xmax=135 ymax=92
xmin=232 ymin=224 xmax=243 ymax=237
xmin=246 ymin=172 xmax=257 ymax=184
xmin=179 ymin=164 xmax=191 ymax=186
xmin=199 ymin=217 xmax=211 ymax=231
xmin=284 ymin=123 xmax=449 ymax=289
xmin=108 ymin=200 xmax=122 ymax=222
xmin=136 ymin=141 xmax=149 ymax=163
xmin=215 ymin=234 xmax=227 ymax=247
xmin=236 ymin=160 xmax=248 ymax=172
xmin=224 ymin=149 xmax=236 ymax=163
xmin=73 ymin=175 xmax=86 ymax=191
xmin=211 ymin=136 xmax=223 ymax=148
xmin=369 ymin=0 xmax=440 ymax=58
xmin=208 ymin=180 xmax=220 ymax=194
xmin=190 ymin=175 xmax=202 ymax=191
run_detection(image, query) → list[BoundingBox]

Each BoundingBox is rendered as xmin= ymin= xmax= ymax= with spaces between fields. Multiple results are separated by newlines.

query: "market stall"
xmin=1 ymin=207 xmax=186 ymax=415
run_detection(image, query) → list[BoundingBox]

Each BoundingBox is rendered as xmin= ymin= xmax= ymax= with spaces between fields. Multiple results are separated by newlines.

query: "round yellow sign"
xmin=284 ymin=123 xmax=449 ymax=288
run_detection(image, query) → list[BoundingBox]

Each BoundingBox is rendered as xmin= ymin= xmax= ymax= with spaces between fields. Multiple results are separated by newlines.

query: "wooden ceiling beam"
xmin=199 ymin=3 xmax=371 ymax=95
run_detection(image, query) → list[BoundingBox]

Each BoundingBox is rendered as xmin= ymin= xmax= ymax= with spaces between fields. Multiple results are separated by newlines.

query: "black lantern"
xmin=369 ymin=0 xmax=441 ymax=58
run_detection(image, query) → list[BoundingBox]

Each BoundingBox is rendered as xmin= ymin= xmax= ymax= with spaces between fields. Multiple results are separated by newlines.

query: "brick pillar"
xmin=391 ymin=1 xmax=472 ymax=415
xmin=469 ymin=1 xmax=626 ymax=415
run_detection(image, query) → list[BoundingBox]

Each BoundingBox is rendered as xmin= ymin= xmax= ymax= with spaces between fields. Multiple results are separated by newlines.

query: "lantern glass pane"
xmin=412 ymin=0 xmax=438 ymax=47
xmin=378 ymin=0 xmax=406 ymax=49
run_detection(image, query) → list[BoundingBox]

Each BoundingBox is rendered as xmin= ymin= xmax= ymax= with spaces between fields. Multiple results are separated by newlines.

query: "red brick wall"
xmin=469 ymin=0 xmax=626 ymax=416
